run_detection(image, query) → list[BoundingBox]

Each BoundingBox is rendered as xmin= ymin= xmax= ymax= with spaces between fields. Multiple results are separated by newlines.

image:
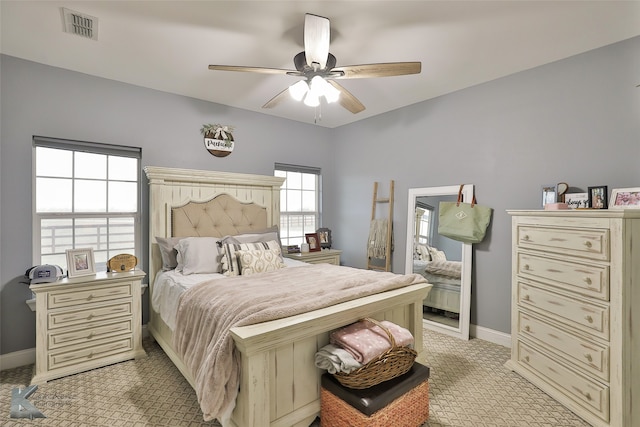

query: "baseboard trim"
xmin=470 ymin=324 xmax=511 ymax=348
xmin=0 ymin=347 xmax=35 ymax=371
xmin=1 ymin=324 xmax=151 ymax=371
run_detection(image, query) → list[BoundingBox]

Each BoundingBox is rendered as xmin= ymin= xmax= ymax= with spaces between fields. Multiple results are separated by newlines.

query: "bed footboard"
xmin=229 ymin=283 xmax=431 ymax=427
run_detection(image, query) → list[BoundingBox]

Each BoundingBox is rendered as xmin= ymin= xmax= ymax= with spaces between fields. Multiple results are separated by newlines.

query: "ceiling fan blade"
xmin=332 ymin=62 xmax=421 ymax=79
xmin=208 ymin=65 xmax=294 ymax=75
xmin=262 ymin=87 xmax=291 ymax=109
xmin=304 ymin=14 xmax=330 ymax=69
xmin=328 ymin=80 xmax=365 ymax=114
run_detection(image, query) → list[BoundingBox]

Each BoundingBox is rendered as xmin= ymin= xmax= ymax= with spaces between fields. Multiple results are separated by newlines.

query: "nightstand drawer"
xmin=517 ymin=226 xmax=609 ymax=261
xmin=518 ymin=282 xmax=609 ymax=339
xmin=48 ymin=319 xmax=133 ymax=350
xmin=518 ymin=312 xmax=609 ymax=381
xmin=48 ymin=302 xmax=132 ymax=330
xmin=48 ymin=336 xmax=133 ymax=370
xmin=517 ymin=253 xmax=609 ymax=300
xmin=48 ymin=282 xmax=133 ymax=309
xmin=517 ymin=341 xmax=609 ymax=422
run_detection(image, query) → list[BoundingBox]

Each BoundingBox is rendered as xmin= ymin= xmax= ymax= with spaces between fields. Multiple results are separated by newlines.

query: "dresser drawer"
xmin=48 ymin=282 xmax=133 ymax=309
xmin=48 ymin=319 xmax=133 ymax=350
xmin=517 ymin=226 xmax=609 ymax=261
xmin=517 ymin=253 xmax=609 ymax=300
xmin=518 ymin=312 xmax=609 ymax=381
xmin=516 ymin=341 xmax=609 ymax=421
xmin=48 ymin=302 xmax=132 ymax=330
xmin=48 ymin=336 xmax=133 ymax=370
xmin=517 ymin=282 xmax=609 ymax=339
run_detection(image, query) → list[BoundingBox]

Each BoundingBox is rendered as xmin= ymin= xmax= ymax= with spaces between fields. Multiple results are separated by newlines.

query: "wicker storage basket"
xmin=333 ymin=318 xmax=417 ymax=389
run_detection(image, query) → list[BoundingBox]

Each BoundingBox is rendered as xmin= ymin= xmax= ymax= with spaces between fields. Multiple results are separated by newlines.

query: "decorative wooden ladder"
xmin=367 ymin=180 xmax=394 ymax=272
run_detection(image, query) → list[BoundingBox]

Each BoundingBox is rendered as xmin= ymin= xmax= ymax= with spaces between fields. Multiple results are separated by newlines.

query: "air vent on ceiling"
xmin=62 ymin=8 xmax=98 ymax=41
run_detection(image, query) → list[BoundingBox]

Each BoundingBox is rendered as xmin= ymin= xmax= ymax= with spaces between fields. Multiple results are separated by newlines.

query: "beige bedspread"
xmin=172 ymin=263 xmax=426 ymax=424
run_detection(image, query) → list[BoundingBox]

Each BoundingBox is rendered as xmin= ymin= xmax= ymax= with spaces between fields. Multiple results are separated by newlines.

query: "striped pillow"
xmin=221 ymin=239 xmax=281 ymax=276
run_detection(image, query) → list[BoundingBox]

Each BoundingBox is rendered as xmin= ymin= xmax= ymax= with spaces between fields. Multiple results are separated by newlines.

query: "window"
xmin=274 ymin=163 xmax=321 ymax=247
xmin=33 ymin=136 xmax=142 ymax=271
xmin=416 ymin=202 xmax=434 ymax=245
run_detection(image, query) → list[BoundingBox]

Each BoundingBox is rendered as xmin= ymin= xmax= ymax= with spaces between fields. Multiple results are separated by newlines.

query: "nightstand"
xmin=30 ymin=270 xmax=146 ymax=384
xmin=283 ymin=248 xmax=342 ymax=265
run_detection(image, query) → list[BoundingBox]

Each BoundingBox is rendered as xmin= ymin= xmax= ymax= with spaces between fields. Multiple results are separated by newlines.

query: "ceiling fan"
xmin=208 ymin=13 xmax=421 ymax=114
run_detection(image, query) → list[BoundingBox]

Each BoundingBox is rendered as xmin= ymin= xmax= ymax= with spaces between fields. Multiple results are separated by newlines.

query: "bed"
xmin=144 ymin=166 xmax=431 ymax=427
xmin=413 ymin=244 xmax=462 ymax=315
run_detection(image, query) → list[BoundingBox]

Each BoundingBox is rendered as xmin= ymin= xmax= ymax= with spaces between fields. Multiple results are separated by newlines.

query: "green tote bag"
xmin=438 ymin=185 xmax=492 ymax=244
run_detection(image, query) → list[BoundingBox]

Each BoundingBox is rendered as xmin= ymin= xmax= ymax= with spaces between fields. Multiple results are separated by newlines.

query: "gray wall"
xmin=0 ymin=56 xmax=334 ymax=354
xmin=1 ymin=35 xmax=639 ymax=355
xmin=329 ymin=36 xmax=640 ymax=332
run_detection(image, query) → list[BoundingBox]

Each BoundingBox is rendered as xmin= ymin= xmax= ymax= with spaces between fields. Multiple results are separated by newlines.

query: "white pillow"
xmin=174 ymin=237 xmax=222 ymax=275
xmin=428 ymin=247 xmax=447 ymax=262
xmin=222 ymin=239 xmax=282 ymax=276
xmin=236 ymin=248 xmax=285 ymax=276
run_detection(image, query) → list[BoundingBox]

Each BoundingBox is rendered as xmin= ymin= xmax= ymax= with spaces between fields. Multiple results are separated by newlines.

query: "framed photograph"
xmin=316 ymin=228 xmax=332 ymax=249
xmin=66 ymin=248 xmax=96 ymax=278
xmin=609 ymin=187 xmax=640 ymax=209
xmin=588 ymin=186 xmax=608 ymax=209
xmin=542 ymin=185 xmax=556 ymax=208
xmin=305 ymin=233 xmax=322 ymax=252
xmin=565 ymin=193 xmax=589 ymax=209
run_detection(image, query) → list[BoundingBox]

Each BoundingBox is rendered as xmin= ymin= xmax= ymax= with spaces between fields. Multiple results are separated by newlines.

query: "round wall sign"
xmin=204 ymin=132 xmax=234 ymax=157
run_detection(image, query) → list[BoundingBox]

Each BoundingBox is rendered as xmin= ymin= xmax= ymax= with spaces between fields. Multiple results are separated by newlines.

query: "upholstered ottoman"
xmin=320 ymin=362 xmax=430 ymax=427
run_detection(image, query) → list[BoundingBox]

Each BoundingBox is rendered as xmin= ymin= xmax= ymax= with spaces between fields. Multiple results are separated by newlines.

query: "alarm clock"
xmin=107 ymin=254 xmax=138 ymax=272
xmin=26 ymin=265 xmax=65 ymax=284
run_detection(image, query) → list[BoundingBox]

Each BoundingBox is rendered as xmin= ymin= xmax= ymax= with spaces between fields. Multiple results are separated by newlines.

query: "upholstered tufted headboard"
xmin=144 ymin=166 xmax=285 ymax=285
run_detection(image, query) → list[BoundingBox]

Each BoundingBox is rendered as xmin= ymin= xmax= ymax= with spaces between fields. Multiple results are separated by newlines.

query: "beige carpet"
xmin=1 ymin=328 xmax=590 ymax=426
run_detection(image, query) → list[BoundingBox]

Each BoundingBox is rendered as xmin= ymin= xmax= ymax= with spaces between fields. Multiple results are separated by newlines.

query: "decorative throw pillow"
xmin=428 ymin=247 xmax=447 ymax=262
xmin=156 ymin=236 xmax=183 ymax=270
xmin=222 ymin=239 xmax=281 ymax=276
xmin=174 ymin=237 xmax=222 ymax=275
xmin=236 ymin=248 xmax=285 ymax=276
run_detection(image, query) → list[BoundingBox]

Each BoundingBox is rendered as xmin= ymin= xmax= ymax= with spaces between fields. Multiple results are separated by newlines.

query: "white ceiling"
xmin=2 ymin=1 xmax=639 ymax=128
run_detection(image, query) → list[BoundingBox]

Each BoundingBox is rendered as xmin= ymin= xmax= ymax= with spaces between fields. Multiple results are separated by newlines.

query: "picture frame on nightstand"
xmin=316 ymin=228 xmax=332 ymax=249
xmin=305 ymin=233 xmax=322 ymax=252
xmin=66 ymin=248 xmax=96 ymax=278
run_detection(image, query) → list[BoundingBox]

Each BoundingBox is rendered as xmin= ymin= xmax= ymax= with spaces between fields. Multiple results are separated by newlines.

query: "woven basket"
xmin=333 ymin=318 xmax=417 ymax=389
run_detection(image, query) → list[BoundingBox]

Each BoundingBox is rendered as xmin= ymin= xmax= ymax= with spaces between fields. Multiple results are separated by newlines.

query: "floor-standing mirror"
xmin=405 ymin=185 xmax=473 ymax=340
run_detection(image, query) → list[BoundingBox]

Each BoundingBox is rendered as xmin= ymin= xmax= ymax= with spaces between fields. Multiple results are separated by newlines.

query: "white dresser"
xmin=506 ymin=210 xmax=640 ymax=427
xmin=30 ymin=270 xmax=146 ymax=384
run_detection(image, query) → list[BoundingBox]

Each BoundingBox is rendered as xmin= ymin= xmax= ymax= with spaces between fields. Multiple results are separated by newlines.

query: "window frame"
xmin=32 ymin=136 xmax=142 ymax=271
xmin=274 ymin=163 xmax=322 ymax=247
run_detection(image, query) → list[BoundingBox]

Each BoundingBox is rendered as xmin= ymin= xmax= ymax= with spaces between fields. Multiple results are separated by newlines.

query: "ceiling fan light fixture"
xmin=310 ymin=75 xmax=340 ymax=104
xmin=289 ymin=80 xmax=309 ymax=101
xmin=303 ymin=91 xmax=320 ymax=107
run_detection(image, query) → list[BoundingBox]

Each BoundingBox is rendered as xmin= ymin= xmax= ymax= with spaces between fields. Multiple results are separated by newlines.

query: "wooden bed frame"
xmin=144 ymin=166 xmax=431 ymax=427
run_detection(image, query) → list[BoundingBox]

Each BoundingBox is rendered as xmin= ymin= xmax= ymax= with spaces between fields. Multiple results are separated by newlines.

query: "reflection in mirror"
xmin=405 ymin=185 xmax=473 ymax=340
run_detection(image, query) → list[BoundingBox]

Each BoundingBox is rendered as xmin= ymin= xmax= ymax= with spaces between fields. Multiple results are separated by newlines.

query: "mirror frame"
xmin=405 ymin=185 xmax=473 ymax=340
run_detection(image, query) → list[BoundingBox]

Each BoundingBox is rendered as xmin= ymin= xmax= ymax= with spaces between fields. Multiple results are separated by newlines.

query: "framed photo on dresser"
xmin=305 ymin=233 xmax=322 ymax=252
xmin=66 ymin=248 xmax=96 ymax=278
xmin=609 ymin=187 xmax=640 ymax=209
xmin=588 ymin=186 xmax=608 ymax=209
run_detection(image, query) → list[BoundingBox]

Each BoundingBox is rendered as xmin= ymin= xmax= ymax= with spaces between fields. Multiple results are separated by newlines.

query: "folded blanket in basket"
xmin=330 ymin=319 xmax=414 ymax=365
xmin=314 ymin=344 xmax=363 ymax=374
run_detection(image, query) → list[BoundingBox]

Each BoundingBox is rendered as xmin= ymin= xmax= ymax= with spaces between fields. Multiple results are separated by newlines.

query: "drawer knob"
xmin=87 ymin=332 xmax=94 ymax=339
xmin=524 ymin=325 xmax=531 ymax=332
xmin=585 ymin=315 xmax=594 ymax=323
xmin=87 ymin=314 xmax=94 ymax=320
xmin=584 ymin=277 xmax=592 ymax=285
xmin=584 ymin=241 xmax=592 ymax=248
xmin=524 ymin=356 xmax=530 ymax=363
xmin=585 ymin=393 xmax=592 ymax=401
xmin=88 ymin=352 xmax=94 ymax=359
xmin=523 ymin=264 xmax=530 ymax=271
xmin=522 ymin=295 xmax=530 ymax=301
xmin=522 ymin=235 xmax=530 ymax=241
xmin=584 ymin=353 xmax=593 ymax=362
xmin=86 ymin=294 xmax=94 ymax=301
